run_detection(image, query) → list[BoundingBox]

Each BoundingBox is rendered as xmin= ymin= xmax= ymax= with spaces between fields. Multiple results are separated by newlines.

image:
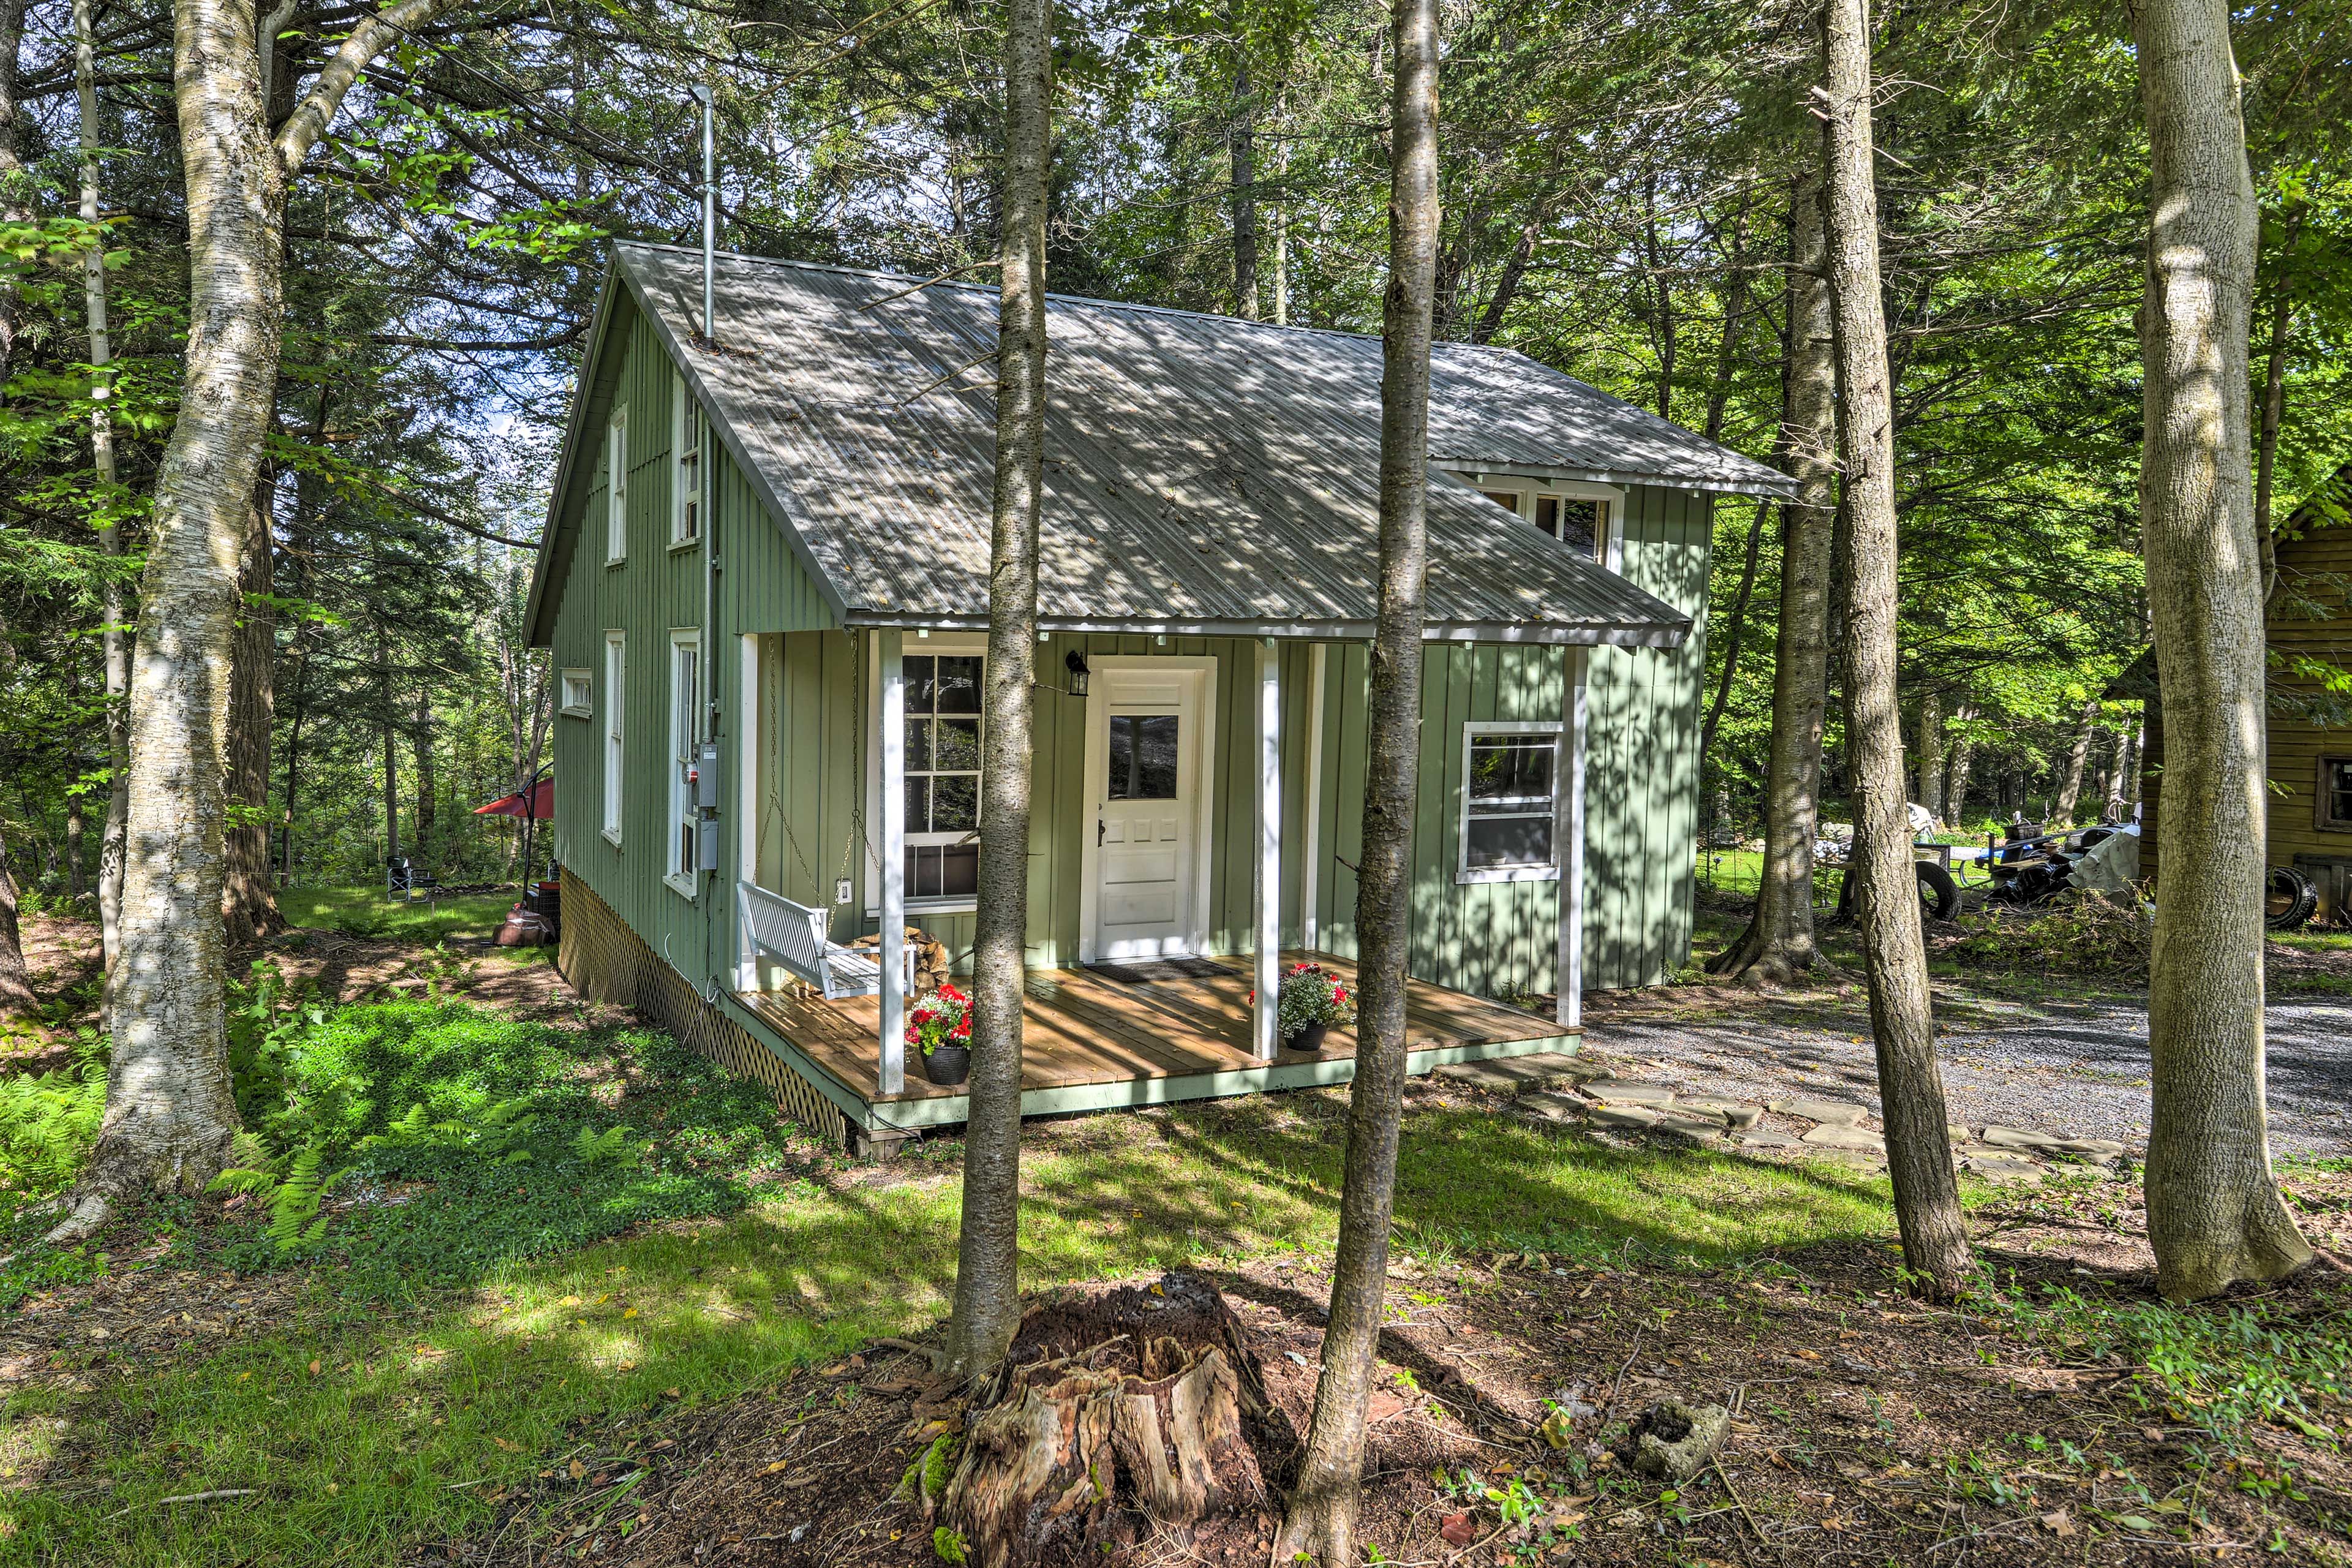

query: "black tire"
xmin=1916 ymin=860 xmax=1962 ymax=921
xmin=2266 ymin=865 xmax=2318 ymax=931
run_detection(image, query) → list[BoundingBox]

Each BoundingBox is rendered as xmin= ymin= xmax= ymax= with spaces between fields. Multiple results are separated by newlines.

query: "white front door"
xmin=1090 ymin=665 xmax=1208 ymax=960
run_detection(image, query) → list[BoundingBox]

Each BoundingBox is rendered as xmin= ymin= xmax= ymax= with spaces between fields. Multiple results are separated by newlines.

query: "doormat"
xmin=1088 ymin=957 xmax=1232 ymax=984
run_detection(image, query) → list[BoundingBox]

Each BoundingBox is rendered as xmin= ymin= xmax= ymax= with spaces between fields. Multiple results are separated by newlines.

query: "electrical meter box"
xmin=696 ymin=741 xmax=722 ymax=809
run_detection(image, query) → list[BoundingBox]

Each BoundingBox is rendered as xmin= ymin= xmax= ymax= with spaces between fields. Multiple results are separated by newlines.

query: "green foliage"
xmin=208 ymin=1144 xmax=355 ymax=1257
xmin=921 ymin=1433 xmax=960 ymax=1503
xmin=1946 ymin=892 xmax=2151 ymax=978
xmin=570 ymin=1123 xmax=641 ymax=1166
xmin=933 ymin=1525 xmax=970 ymax=1564
xmin=1992 ymin=1280 xmax=2352 ymax=1449
xmin=0 ymin=1031 xmax=108 ymax=1199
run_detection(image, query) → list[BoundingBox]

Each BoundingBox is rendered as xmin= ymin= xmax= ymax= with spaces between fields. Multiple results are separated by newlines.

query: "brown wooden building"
xmin=2135 ymin=461 xmax=2352 ymax=922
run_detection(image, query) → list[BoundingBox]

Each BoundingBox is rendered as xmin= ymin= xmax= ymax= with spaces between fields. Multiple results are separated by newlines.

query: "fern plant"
xmin=360 ymin=1097 xmax=537 ymax=1162
xmin=208 ymin=1142 xmax=352 ymax=1257
xmin=570 ymin=1124 xmax=641 ymax=1166
xmin=0 ymin=1030 xmax=108 ymax=1197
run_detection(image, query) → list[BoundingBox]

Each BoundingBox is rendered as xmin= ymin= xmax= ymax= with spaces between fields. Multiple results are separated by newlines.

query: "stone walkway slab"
xmin=1589 ymin=1102 xmax=1663 ymax=1129
xmin=1785 ymin=1099 xmax=1869 ymax=1126
xmin=1680 ymin=1096 xmax=1762 ymax=1128
xmin=1580 ymin=1079 xmax=1679 ymax=1107
xmin=1800 ymin=1123 xmax=1887 ymax=1152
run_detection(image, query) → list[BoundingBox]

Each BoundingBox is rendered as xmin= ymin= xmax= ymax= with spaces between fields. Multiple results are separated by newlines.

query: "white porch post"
xmin=736 ymin=634 xmax=760 ymax=991
xmin=1254 ymin=639 xmax=1282 ymax=1059
xmin=1300 ymin=643 xmax=1327 ymax=951
xmin=878 ymin=630 xmax=907 ymax=1095
xmin=1558 ymin=647 xmax=1589 ymax=1030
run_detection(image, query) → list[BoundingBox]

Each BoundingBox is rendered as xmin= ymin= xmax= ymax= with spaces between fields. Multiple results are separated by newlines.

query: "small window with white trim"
xmin=605 ymin=405 xmax=629 ymax=564
xmin=667 ymin=630 xmax=702 ymax=895
xmin=1458 ymin=722 xmax=1562 ymax=883
xmin=671 ymin=371 xmax=703 ymax=547
xmin=560 ymin=668 xmax=592 ymax=717
xmin=601 ymin=633 xmax=625 ymax=844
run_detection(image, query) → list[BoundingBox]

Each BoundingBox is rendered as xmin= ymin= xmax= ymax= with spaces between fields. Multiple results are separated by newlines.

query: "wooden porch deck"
xmin=731 ymin=951 xmax=1577 ymax=1135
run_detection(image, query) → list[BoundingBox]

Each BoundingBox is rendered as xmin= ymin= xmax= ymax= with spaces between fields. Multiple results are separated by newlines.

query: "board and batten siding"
xmin=549 ymin=296 xmax=840 ymax=1008
xmin=1307 ymin=484 xmax=1709 ymax=993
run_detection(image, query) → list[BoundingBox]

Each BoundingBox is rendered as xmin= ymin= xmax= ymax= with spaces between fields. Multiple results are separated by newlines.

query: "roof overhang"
xmin=840 ymin=611 xmax=1688 ymax=648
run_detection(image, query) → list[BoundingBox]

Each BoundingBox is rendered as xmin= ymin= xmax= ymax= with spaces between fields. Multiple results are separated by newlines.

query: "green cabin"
xmin=525 ymin=243 xmax=1789 ymax=1151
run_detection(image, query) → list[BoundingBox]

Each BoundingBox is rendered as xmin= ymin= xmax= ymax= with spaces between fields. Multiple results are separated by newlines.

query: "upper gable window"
xmin=605 ymin=406 xmax=630 ymax=564
xmin=671 ymin=371 xmax=704 ymax=548
xmin=1463 ymin=474 xmax=1623 ymax=569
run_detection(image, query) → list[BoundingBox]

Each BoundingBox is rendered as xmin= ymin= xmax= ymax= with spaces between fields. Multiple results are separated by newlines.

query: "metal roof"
xmin=557 ymin=243 xmax=1792 ymax=646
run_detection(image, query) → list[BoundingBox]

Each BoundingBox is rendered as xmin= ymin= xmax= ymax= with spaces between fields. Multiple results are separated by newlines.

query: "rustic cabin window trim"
xmin=1458 ymin=720 xmax=1565 ymax=884
xmin=669 ymin=371 xmax=704 ymax=550
xmin=601 ymin=632 xmax=625 ymax=845
xmin=1455 ymin=472 xmax=1624 ymax=570
xmin=605 ymin=406 xmax=629 ymax=565
xmin=866 ymin=632 xmax=989 ymax=916
xmin=559 ymin=668 xmax=593 ymax=718
xmin=666 ymin=630 xmax=703 ymax=898
xmin=2320 ymin=756 xmax=2352 ymax=833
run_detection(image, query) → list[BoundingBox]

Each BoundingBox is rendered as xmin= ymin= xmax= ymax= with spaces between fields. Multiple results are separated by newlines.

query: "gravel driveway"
xmin=1578 ymin=993 xmax=2352 ymax=1159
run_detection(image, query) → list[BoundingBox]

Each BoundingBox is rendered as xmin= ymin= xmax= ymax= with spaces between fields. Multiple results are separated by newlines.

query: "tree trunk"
xmin=2120 ymin=717 xmax=2144 ymax=810
xmin=2052 ymin=699 xmax=2097 ymax=824
xmin=1229 ymin=56 xmax=1257 ymax=320
xmin=0 ymin=0 xmax=34 ymax=393
xmin=0 ymin=820 xmax=32 ymax=1009
xmin=1698 ymin=497 xmax=1769 ymax=763
xmin=48 ymin=0 xmax=281 ymax=1241
xmin=943 ymin=0 xmax=1052 ymax=1387
xmin=2101 ymin=728 xmax=2127 ymax=821
xmin=2253 ymin=278 xmax=2288 ymax=603
xmin=223 ymin=488 xmax=282 ymax=943
xmin=1820 ymin=0 xmax=1969 ymax=1298
xmin=1272 ymin=0 xmax=1437 ymax=1558
xmin=1940 ymin=703 xmax=1979 ymax=826
xmin=2132 ymin=0 xmax=2310 ymax=1300
xmin=1913 ymin=691 xmax=1943 ymax=819
xmin=66 ymin=785 xmax=86 ymax=902
xmin=412 ymin=687 xmax=437 ymax=859
xmin=381 ymin=707 xmax=401 ymax=866
xmin=81 ymin=0 xmax=130 ymax=983
xmin=1709 ymin=168 xmax=1838 ymax=986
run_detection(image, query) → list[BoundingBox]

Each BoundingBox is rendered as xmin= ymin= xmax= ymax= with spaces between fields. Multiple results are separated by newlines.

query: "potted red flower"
xmin=909 ymin=983 xmax=973 ymax=1085
xmin=1275 ymin=962 xmax=1356 ymax=1055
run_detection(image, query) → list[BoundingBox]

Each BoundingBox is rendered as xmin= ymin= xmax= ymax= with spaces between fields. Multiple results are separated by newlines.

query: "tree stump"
xmin=937 ymin=1273 xmax=1270 ymax=1565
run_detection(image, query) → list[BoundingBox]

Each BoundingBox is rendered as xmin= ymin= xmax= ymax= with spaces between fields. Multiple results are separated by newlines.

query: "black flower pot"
xmin=922 ymin=1044 xmax=971 ymax=1086
xmin=1282 ymin=1020 xmax=1330 ymax=1056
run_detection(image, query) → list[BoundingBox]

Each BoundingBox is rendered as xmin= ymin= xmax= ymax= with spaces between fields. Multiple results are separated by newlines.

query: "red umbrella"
xmin=473 ymin=775 xmax=554 ymax=819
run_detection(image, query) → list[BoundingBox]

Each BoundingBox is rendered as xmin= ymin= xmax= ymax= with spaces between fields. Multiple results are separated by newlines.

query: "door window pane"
xmin=1109 ymin=714 xmax=1180 ymax=800
xmin=2329 ymin=758 xmax=2352 ymax=826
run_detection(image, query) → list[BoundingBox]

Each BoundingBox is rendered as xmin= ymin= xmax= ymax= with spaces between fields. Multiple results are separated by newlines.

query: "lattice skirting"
xmin=557 ymin=869 xmax=849 ymax=1148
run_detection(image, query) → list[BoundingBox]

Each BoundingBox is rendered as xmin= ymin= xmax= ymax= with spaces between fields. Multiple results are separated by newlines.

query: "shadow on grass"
xmin=4 ymin=1028 xmax=1915 ymax=1567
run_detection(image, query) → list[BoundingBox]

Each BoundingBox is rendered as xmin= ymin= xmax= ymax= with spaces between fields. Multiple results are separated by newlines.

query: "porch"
xmin=726 ymin=950 xmax=1577 ymax=1137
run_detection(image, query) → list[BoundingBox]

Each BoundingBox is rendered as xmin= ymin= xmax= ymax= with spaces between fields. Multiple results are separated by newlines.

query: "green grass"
xmin=0 ymin=999 xmax=1918 ymax=1566
xmin=276 ymin=886 xmax=521 ymax=944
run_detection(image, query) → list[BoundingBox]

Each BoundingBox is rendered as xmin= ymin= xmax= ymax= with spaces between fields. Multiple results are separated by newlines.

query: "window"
xmin=1480 ymin=489 xmax=1523 ymax=514
xmin=605 ymin=406 xmax=629 ymax=564
xmin=1107 ymin=715 xmax=1179 ymax=799
xmin=2323 ymin=758 xmax=2352 ymax=831
xmin=667 ymin=631 xmax=701 ymax=894
xmin=601 ymin=633 xmax=625 ymax=844
xmin=560 ymin=668 xmax=593 ymax=718
xmin=1458 ymin=722 xmax=1562 ymax=883
xmin=903 ymin=653 xmax=982 ymax=901
xmin=1534 ymin=495 xmax=1608 ymax=560
xmin=671 ymin=372 xmax=703 ymax=547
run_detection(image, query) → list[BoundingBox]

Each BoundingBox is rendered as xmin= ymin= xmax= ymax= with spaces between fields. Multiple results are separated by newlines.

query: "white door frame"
xmin=1076 ymin=655 xmax=1219 ymax=965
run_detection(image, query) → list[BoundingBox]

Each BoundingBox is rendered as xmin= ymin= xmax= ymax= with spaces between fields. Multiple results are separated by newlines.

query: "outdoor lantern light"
xmin=1064 ymin=648 xmax=1091 ymax=697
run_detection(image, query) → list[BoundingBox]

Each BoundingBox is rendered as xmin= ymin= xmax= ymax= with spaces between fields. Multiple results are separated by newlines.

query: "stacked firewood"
xmin=848 ymin=926 xmax=954 ymax=995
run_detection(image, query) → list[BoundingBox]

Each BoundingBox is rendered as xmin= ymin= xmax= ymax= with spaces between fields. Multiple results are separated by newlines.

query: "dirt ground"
xmin=453 ymin=1174 xmax=2352 ymax=1567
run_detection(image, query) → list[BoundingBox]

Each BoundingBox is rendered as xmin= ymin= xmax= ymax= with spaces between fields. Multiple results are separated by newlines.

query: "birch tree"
xmin=1271 ymin=0 xmax=1438 ymax=1555
xmin=1711 ymin=165 xmax=1837 ymax=986
xmin=941 ymin=0 xmax=1054 ymax=1382
xmin=1818 ymin=0 xmax=1969 ymax=1296
xmin=48 ymin=0 xmax=459 ymax=1242
xmin=2129 ymin=0 xmax=2312 ymax=1300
